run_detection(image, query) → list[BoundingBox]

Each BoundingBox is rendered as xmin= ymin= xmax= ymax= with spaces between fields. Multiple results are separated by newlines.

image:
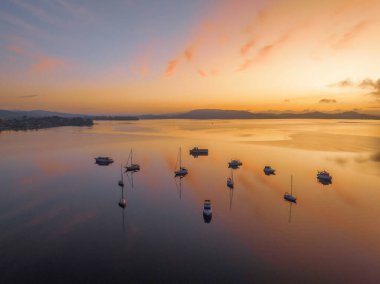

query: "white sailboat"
xmin=118 ymin=164 xmax=124 ymax=187
xmin=174 ymin=147 xmax=188 ymax=177
xmin=125 ymin=149 xmax=140 ymax=172
xmin=203 ymin=200 xmax=212 ymax=223
xmin=284 ymin=175 xmax=297 ymax=203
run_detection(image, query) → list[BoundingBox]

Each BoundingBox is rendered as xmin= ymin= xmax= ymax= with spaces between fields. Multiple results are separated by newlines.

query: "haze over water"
xmin=1 ymin=119 xmax=380 ymax=283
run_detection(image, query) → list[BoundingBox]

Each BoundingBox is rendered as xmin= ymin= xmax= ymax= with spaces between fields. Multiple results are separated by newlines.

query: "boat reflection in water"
xmin=174 ymin=176 xmax=185 ymax=199
xmin=118 ymin=164 xmax=124 ymax=187
xmin=226 ymin=169 xmax=234 ymax=210
xmin=118 ymin=184 xmax=127 ymax=232
xmin=189 ymin=147 xmax=208 ymax=158
xmin=203 ymin=200 xmax=212 ymax=223
xmin=288 ymin=202 xmax=294 ymax=224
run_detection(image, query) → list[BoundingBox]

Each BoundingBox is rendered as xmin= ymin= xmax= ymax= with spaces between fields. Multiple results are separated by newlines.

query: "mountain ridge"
xmin=1 ymin=109 xmax=379 ymax=120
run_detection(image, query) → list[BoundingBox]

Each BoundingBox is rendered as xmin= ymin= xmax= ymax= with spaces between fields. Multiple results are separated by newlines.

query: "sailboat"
xmin=118 ymin=164 xmax=124 ymax=187
xmin=174 ymin=147 xmax=188 ymax=177
xmin=284 ymin=175 xmax=297 ymax=203
xmin=125 ymin=149 xmax=140 ymax=172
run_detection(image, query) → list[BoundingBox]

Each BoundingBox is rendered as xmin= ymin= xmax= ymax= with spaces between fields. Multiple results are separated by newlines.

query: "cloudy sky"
xmin=1 ymin=0 xmax=379 ymax=114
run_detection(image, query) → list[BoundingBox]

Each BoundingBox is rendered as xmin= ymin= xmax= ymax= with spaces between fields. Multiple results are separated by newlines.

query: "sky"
xmin=0 ymin=0 xmax=380 ymax=115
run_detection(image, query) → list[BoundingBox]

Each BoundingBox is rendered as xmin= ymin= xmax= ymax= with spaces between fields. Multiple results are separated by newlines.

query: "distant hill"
xmin=2 ymin=108 xmax=378 ymax=120
xmin=0 ymin=109 xmax=86 ymax=118
xmin=0 ymin=110 xmax=140 ymax=120
xmin=139 ymin=109 xmax=380 ymax=120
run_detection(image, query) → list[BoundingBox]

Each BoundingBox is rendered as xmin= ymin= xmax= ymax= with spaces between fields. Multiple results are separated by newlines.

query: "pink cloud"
xmin=332 ymin=20 xmax=370 ymax=49
xmin=32 ymin=56 xmax=68 ymax=73
xmin=197 ymin=69 xmax=207 ymax=77
xmin=6 ymin=44 xmax=27 ymax=55
xmin=240 ymin=39 xmax=256 ymax=55
xmin=165 ymin=59 xmax=180 ymax=76
xmin=184 ymin=48 xmax=193 ymax=61
xmin=237 ymin=59 xmax=253 ymax=71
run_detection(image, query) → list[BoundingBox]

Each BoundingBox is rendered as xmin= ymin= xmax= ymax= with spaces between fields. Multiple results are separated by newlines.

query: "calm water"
xmin=1 ymin=119 xmax=379 ymax=283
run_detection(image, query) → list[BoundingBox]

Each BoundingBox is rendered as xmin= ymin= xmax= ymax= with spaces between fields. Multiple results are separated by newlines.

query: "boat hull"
xmin=284 ymin=194 xmax=297 ymax=203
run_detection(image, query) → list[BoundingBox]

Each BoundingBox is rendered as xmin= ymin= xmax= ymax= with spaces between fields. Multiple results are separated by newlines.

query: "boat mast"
xmin=290 ymin=175 xmax=293 ymax=195
xmin=179 ymin=146 xmax=182 ymax=168
xmin=130 ymin=149 xmax=133 ymax=165
xmin=121 ymin=164 xmax=123 ymax=180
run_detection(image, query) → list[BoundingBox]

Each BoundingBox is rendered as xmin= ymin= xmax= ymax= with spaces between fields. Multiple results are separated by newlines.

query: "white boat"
xmin=228 ymin=159 xmax=242 ymax=168
xmin=95 ymin=156 xmax=114 ymax=165
xmin=263 ymin=165 xmax=276 ymax=175
xmin=125 ymin=149 xmax=140 ymax=172
xmin=118 ymin=164 xmax=124 ymax=187
xmin=284 ymin=175 xmax=297 ymax=203
xmin=189 ymin=147 xmax=208 ymax=157
xmin=317 ymin=170 xmax=332 ymax=182
xmin=203 ymin=200 xmax=212 ymax=223
xmin=174 ymin=147 xmax=188 ymax=177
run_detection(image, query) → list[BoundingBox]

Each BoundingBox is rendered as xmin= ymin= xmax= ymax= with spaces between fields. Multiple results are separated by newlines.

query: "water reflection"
xmin=126 ymin=171 xmax=136 ymax=189
xmin=118 ymin=164 xmax=124 ymax=187
xmin=288 ymin=202 xmax=295 ymax=224
xmin=174 ymin=176 xmax=184 ymax=199
xmin=226 ymin=169 xmax=234 ymax=210
xmin=118 ymin=185 xmax=126 ymax=232
xmin=1 ymin=119 xmax=380 ymax=283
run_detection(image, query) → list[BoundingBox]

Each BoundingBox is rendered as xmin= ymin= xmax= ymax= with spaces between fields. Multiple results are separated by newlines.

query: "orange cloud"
xmin=252 ymin=31 xmax=292 ymax=62
xmin=184 ymin=48 xmax=193 ymax=61
xmin=197 ymin=69 xmax=207 ymax=77
xmin=165 ymin=59 xmax=180 ymax=76
xmin=332 ymin=20 xmax=369 ymax=49
xmin=32 ymin=56 xmax=67 ymax=73
xmin=237 ymin=59 xmax=253 ymax=71
xmin=240 ymin=39 xmax=256 ymax=55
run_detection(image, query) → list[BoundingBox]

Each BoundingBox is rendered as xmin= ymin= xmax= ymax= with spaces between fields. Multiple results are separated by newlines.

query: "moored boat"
xmin=263 ymin=165 xmax=276 ymax=175
xmin=228 ymin=159 xmax=242 ymax=169
xmin=189 ymin=147 xmax=208 ymax=157
xmin=284 ymin=175 xmax=297 ymax=203
xmin=125 ymin=149 xmax=140 ymax=172
xmin=175 ymin=147 xmax=188 ymax=177
xmin=95 ymin=156 xmax=114 ymax=165
xmin=317 ymin=170 xmax=332 ymax=182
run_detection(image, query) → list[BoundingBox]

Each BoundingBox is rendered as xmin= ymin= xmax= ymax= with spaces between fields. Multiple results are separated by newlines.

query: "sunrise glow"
xmin=1 ymin=0 xmax=379 ymax=114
